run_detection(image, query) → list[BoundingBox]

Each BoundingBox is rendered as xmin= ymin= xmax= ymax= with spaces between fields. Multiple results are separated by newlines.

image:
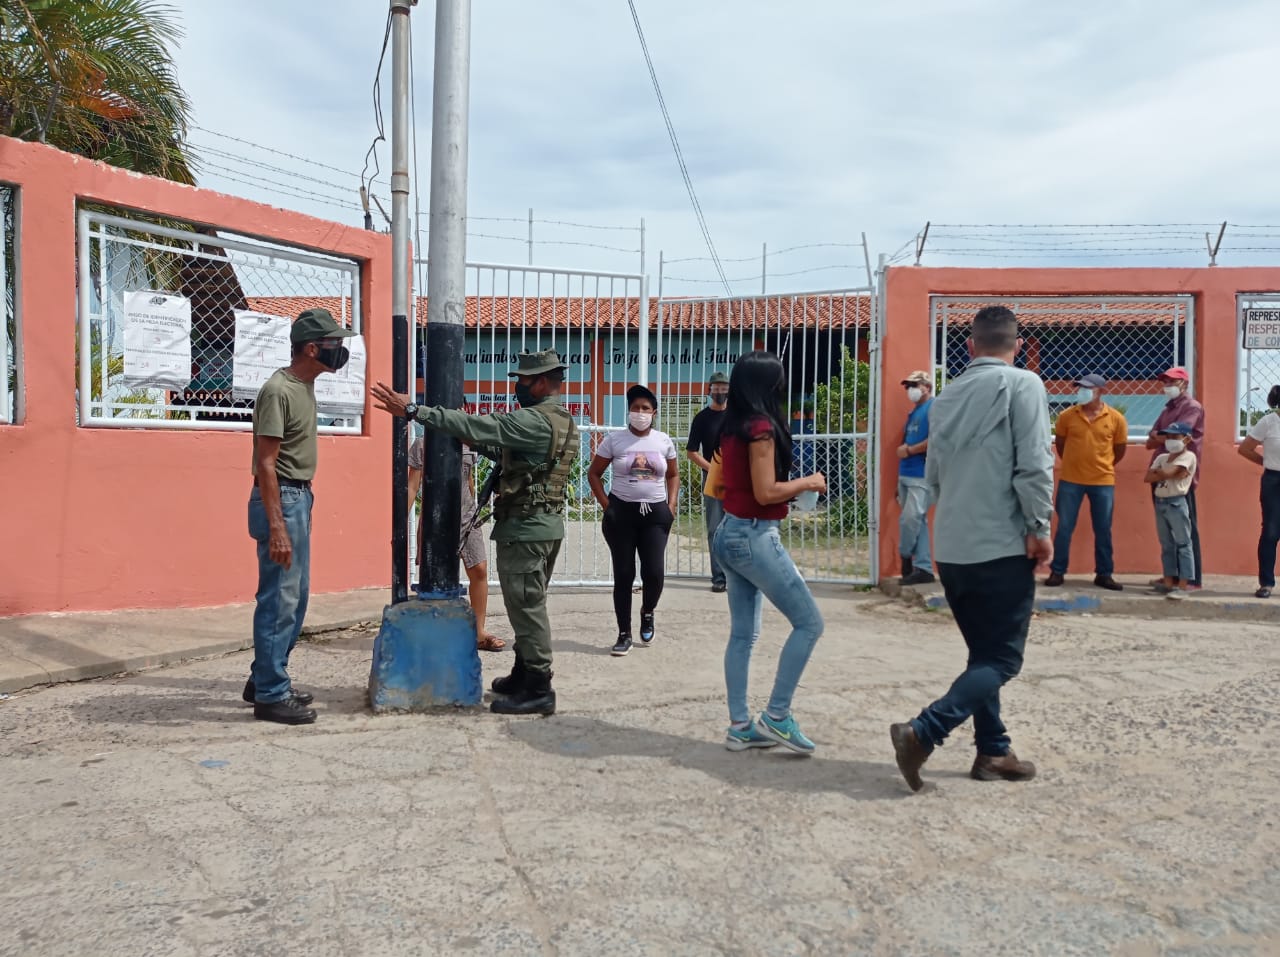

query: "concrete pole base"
xmin=368 ymin=598 xmax=482 ymax=711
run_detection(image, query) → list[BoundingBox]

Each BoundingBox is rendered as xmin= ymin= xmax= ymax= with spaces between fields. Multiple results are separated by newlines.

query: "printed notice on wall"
xmin=232 ymin=309 xmax=292 ymax=401
xmin=122 ymin=290 xmax=192 ymax=391
xmin=315 ymin=334 xmax=366 ymax=417
xmin=1243 ymin=308 xmax=1280 ymax=350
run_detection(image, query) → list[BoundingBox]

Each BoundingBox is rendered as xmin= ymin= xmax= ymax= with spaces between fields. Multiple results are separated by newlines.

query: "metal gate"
xmin=930 ymin=295 xmax=1195 ymax=439
xmin=654 ymin=286 xmax=880 ymax=585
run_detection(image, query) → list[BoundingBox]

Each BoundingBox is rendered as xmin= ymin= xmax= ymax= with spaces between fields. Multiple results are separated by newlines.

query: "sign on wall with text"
xmin=122 ymin=290 xmax=192 ymax=391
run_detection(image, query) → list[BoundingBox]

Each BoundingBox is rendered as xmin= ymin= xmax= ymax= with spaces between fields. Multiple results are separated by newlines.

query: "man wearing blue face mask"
xmin=1045 ymin=373 xmax=1128 ymax=590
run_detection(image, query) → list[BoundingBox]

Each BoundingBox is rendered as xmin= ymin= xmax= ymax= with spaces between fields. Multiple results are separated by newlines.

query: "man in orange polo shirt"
xmin=1045 ymin=374 xmax=1128 ymax=590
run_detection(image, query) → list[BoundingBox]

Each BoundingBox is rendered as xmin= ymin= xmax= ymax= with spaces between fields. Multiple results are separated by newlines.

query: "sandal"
xmin=477 ymin=633 xmax=506 ymax=652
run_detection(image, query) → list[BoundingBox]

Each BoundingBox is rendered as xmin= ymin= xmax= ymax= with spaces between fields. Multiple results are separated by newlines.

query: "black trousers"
xmin=1259 ymin=471 xmax=1280 ymax=588
xmin=602 ymin=494 xmax=674 ymax=633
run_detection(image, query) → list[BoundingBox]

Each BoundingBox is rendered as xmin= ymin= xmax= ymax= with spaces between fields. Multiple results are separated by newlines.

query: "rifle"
xmin=459 ymin=464 xmax=502 ymax=558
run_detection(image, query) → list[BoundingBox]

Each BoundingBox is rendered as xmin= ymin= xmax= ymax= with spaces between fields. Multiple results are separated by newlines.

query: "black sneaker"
xmin=243 ymin=679 xmax=313 ymax=706
xmin=253 ymin=697 xmax=317 ymax=725
xmin=639 ymin=612 xmax=655 ymax=645
xmin=611 ymin=633 xmax=633 ymax=657
xmin=900 ymin=569 xmax=936 ymax=587
xmin=711 ymin=582 xmax=727 ymax=594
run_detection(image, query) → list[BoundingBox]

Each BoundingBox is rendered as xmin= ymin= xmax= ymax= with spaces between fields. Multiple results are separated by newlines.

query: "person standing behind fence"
xmin=1044 ymin=374 xmax=1127 ymax=591
xmin=712 ymin=351 xmax=827 ymax=754
xmin=686 ymin=371 xmax=731 ymax=593
xmin=1147 ymin=367 xmax=1204 ymax=588
xmin=890 ymin=305 xmax=1053 ymax=791
xmin=588 ymin=385 xmax=679 ymax=657
xmin=1236 ymin=385 xmax=1280 ymax=598
xmin=244 ymin=308 xmax=354 ymax=726
xmin=896 ymin=370 xmax=936 ymax=586
xmin=1146 ymin=423 xmax=1198 ymax=600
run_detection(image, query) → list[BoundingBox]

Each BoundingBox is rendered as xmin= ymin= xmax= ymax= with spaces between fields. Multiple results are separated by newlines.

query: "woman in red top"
xmin=712 ymin=351 xmax=827 ymax=754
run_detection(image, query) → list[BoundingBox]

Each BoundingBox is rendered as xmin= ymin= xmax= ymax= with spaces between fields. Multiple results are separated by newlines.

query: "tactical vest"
xmin=496 ymin=403 xmax=579 ymax=519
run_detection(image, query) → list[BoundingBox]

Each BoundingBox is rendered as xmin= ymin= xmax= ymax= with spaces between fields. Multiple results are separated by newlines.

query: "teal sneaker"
xmin=724 ymin=721 xmax=779 ymax=752
xmin=757 ymin=712 xmax=816 ymax=755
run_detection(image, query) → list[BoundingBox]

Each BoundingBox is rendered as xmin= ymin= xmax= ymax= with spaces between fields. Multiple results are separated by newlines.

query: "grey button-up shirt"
xmin=925 ymin=357 xmax=1054 ymax=565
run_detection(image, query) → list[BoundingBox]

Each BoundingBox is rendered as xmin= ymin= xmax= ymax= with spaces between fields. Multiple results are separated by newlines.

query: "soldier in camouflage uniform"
xmin=372 ymin=349 xmax=579 ymax=715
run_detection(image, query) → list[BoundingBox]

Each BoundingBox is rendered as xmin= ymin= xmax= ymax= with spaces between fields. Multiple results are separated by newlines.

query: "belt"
xmin=254 ymin=476 xmax=312 ymax=489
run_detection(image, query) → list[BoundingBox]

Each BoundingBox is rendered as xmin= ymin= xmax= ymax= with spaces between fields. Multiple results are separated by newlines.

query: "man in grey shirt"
xmin=890 ymin=305 xmax=1054 ymax=791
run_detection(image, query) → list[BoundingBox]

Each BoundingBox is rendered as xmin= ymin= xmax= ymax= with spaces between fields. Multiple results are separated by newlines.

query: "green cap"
xmin=708 ymin=371 xmax=729 ymax=385
xmin=507 ymin=349 xmax=569 ymax=377
xmin=291 ymin=308 xmax=355 ymax=344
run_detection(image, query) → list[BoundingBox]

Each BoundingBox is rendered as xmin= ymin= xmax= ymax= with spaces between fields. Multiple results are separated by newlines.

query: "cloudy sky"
xmin=171 ymin=0 xmax=1280 ymax=293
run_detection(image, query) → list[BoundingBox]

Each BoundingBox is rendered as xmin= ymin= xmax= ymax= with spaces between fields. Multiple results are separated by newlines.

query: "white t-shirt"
xmin=1247 ymin=412 xmax=1280 ymax=471
xmin=597 ymin=428 xmax=677 ymax=503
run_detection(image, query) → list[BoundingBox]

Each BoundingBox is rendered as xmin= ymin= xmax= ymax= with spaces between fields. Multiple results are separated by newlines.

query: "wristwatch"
xmin=404 ymin=403 xmax=418 ymax=420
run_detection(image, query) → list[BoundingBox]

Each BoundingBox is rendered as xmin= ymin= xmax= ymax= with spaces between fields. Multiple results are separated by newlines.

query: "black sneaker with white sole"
xmin=611 ymin=632 xmax=634 ymax=657
xmin=639 ymin=612 xmax=655 ymax=645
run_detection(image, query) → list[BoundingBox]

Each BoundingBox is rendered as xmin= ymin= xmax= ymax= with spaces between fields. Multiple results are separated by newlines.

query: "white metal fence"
xmin=1238 ymin=294 xmax=1280 ymax=438
xmin=1 ymin=185 xmax=16 ymax=424
xmin=76 ymin=208 xmax=363 ymax=432
xmin=930 ymin=295 xmax=1195 ymax=439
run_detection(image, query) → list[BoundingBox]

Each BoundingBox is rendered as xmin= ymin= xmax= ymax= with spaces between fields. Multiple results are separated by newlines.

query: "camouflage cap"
xmin=708 ymin=371 xmax=729 ymax=385
xmin=507 ymin=349 xmax=569 ymax=377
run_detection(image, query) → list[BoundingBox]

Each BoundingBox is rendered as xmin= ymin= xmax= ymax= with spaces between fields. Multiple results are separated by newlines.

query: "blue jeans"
xmin=703 ymin=494 xmax=726 ymax=587
xmin=248 ymin=485 xmax=313 ymax=703
xmin=712 ymin=516 xmax=825 ymax=725
xmin=896 ymin=476 xmax=933 ymax=574
xmin=912 ymin=555 xmax=1035 ymax=756
xmin=1154 ymin=496 xmax=1194 ymax=581
xmin=1050 ymin=480 xmax=1114 ymax=576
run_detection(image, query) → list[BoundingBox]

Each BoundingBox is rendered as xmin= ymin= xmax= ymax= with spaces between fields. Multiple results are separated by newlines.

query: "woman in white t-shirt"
xmin=587 ymin=384 xmax=680 ymax=657
xmin=1237 ymin=385 xmax=1280 ymax=598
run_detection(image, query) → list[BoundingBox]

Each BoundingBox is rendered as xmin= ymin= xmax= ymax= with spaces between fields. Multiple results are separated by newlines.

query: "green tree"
xmin=0 ymin=0 xmax=195 ymax=183
xmin=812 ymin=346 xmax=871 ymax=435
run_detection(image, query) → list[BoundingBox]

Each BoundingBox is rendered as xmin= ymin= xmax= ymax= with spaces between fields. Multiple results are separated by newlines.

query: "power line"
xmin=624 ymin=0 xmax=732 ymax=296
xmin=361 ymin=10 xmax=394 ymax=213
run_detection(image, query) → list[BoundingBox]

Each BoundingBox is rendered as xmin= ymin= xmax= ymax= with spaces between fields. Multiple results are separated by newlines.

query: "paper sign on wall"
xmin=122 ymin=290 xmax=192 ymax=391
xmin=315 ymin=335 xmax=366 ymax=417
xmin=232 ymin=309 xmax=292 ymax=401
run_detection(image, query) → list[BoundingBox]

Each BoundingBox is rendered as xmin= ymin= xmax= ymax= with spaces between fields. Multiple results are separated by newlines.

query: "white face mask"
xmin=1162 ymin=385 xmax=1182 ymax=399
xmin=629 ymin=411 xmax=653 ymax=431
xmin=1164 ymin=438 xmax=1186 ymax=454
xmin=906 ymin=387 xmax=924 ymax=404
xmin=1077 ymin=388 xmax=1096 ymax=405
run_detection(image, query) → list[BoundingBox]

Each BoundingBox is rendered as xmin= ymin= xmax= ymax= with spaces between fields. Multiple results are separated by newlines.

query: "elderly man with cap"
xmin=372 ymin=350 xmax=579 ymax=715
xmin=244 ymin=308 xmax=354 ymax=725
xmin=896 ymin=370 xmax=936 ymax=585
xmin=1146 ymin=366 xmax=1205 ymax=588
xmin=1045 ymin=373 xmax=1128 ymax=590
xmin=685 ymin=371 xmax=731 ymax=592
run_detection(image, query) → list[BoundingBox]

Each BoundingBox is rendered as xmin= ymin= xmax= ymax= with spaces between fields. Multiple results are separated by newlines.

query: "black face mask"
xmin=315 ymin=344 xmax=350 ymax=371
xmin=514 ymin=383 xmax=536 ymax=407
xmin=709 ymin=393 xmax=727 ymax=407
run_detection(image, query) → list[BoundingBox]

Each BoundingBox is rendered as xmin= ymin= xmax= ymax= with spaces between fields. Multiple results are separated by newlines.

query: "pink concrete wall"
xmin=880 ymin=266 xmax=1280 ymax=581
xmin=0 ymin=137 xmax=394 ymax=614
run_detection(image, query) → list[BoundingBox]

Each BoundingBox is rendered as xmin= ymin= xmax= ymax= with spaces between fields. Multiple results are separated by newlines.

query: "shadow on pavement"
xmin=506 ymin=713 xmax=910 ymax=802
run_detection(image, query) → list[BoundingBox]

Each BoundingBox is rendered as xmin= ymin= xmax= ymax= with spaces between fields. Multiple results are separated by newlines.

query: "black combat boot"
xmin=490 ymin=670 xmax=556 ymax=716
xmin=900 ymin=557 xmax=913 ymax=580
xmin=491 ymin=653 xmax=527 ymax=696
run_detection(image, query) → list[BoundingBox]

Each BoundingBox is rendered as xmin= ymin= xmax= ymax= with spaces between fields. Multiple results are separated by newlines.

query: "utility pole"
xmin=418 ymin=0 xmax=471 ymax=599
xmin=389 ymin=0 xmax=415 ymax=604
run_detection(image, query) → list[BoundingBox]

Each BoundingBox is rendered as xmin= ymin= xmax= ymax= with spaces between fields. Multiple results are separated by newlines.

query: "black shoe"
xmin=900 ymin=569 xmax=936 ymax=586
xmin=711 ymin=582 xmax=727 ymax=594
xmin=243 ymin=679 xmax=313 ymax=707
xmin=1257 ymin=586 xmax=1272 ymax=599
xmin=900 ymin=557 xmax=913 ymax=579
xmin=253 ymin=697 xmax=317 ymax=725
xmin=1043 ymin=572 xmax=1065 ymax=587
xmin=1093 ymin=575 xmax=1123 ymax=591
xmin=491 ymin=654 xmax=527 ymax=696
xmin=490 ymin=671 xmax=556 ymax=715
xmin=639 ymin=612 xmax=655 ymax=645
xmin=611 ymin=633 xmax=633 ymax=657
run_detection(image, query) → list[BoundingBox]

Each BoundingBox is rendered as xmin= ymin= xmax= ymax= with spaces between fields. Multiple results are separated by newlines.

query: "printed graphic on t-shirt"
xmin=626 ymin=452 xmax=657 ymax=482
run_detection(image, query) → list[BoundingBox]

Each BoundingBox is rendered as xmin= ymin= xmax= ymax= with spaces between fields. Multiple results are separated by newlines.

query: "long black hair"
xmin=1269 ymin=385 xmax=1280 ymax=410
xmin=716 ymin=350 xmax=792 ymax=480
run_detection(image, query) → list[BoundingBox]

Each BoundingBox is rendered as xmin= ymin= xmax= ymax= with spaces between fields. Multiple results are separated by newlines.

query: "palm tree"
xmin=0 ymin=0 xmax=195 ymax=183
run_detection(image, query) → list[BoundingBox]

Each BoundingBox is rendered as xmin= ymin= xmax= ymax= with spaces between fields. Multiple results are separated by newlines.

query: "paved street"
xmin=2 ymin=583 xmax=1278 ymax=956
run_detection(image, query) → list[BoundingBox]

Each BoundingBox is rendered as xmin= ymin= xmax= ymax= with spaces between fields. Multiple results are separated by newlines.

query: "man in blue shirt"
xmin=897 ymin=370 xmax=936 ymax=585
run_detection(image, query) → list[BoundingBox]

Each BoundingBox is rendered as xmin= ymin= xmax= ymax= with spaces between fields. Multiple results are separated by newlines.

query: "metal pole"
xmin=527 ymin=207 xmax=533 ymax=265
xmin=389 ymin=0 xmax=416 ymax=604
xmin=761 ymin=242 xmax=767 ymax=295
xmin=639 ymin=217 xmax=646 ymax=278
xmin=420 ymin=0 xmax=471 ymax=599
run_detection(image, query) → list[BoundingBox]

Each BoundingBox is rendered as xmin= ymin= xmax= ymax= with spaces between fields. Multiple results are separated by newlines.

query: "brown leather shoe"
xmin=889 ymin=722 xmax=931 ymax=792
xmin=970 ymin=751 xmax=1037 ymax=782
xmin=1043 ymin=572 xmax=1065 ymax=587
xmin=1093 ymin=575 xmax=1123 ymax=591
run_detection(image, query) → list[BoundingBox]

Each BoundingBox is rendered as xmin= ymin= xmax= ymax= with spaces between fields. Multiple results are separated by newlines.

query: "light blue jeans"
xmin=248 ymin=485 xmax=313 ymax=703
xmin=712 ymin=515 xmax=825 ymax=725
xmin=703 ymin=494 xmax=726 ymax=587
xmin=897 ymin=476 xmax=933 ymax=574
xmin=1154 ymin=495 xmax=1194 ymax=581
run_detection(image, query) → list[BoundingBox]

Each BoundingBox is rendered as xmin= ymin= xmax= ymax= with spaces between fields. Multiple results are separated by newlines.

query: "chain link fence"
xmin=931 ymin=295 xmax=1195 ymax=438
xmin=76 ymin=207 xmax=362 ymax=431
xmin=2 ymin=185 xmax=16 ymax=424
xmin=1238 ymin=295 xmax=1280 ymax=438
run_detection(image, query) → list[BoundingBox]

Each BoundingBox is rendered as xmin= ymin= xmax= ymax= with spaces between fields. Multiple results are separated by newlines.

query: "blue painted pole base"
xmin=368 ymin=597 xmax=482 ymax=712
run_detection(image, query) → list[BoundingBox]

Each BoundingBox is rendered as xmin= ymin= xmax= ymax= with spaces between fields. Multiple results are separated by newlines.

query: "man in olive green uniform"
xmin=372 ymin=349 xmax=579 ymax=715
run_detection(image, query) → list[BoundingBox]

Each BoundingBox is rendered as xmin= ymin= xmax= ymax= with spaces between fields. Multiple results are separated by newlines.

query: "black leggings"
xmin=602 ymin=494 xmax=674 ymax=633
xmin=1259 ymin=470 xmax=1280 ymax=588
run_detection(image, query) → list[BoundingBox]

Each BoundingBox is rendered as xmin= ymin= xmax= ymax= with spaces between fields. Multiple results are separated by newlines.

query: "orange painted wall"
xmin=880 ymin=266 xmax=1280 ymax=580
xmin=0 ymin=138 xmax=394 ymax=615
